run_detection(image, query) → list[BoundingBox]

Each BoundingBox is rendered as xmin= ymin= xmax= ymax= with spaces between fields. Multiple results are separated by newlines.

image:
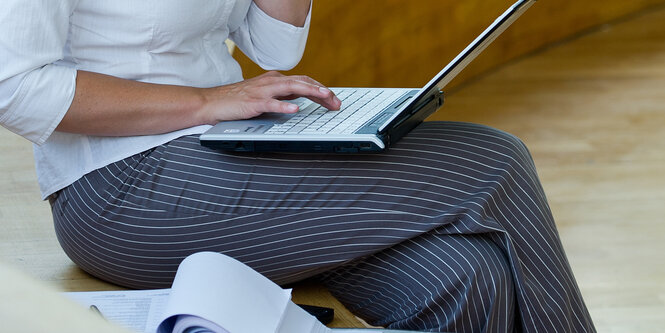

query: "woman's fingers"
xmin=202 ymin=72 xmax=342 ymax=124
xmin=249 ymin=98 xmax=300 ymax=116
xmin=259 ymin=74 xmax=341 ymax=111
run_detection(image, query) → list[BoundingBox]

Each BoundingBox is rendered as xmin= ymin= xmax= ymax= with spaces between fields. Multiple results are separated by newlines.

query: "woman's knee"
xmin=320 ymin=233 xmax=517 ymax=332
xmin=470 ymin=236 xmax=516 ymax=313
xmin=437 ymin=234 xmax=517 ymax=332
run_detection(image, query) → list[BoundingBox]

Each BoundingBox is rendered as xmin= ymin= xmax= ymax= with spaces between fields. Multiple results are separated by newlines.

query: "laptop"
xmin=200 ymin=0 xmax=537 ymax=153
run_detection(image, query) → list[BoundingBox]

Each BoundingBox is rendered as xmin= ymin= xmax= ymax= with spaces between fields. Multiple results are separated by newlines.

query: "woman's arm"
xmin=57 ymin=1 xmax=330 ymax=137
xmin=252 ymin=0 xmax=311 ymax=27
xmin=57 ymin=70 xmax=341 ymax=136
xmin=3 ymin=0 xmax=329 ymax=139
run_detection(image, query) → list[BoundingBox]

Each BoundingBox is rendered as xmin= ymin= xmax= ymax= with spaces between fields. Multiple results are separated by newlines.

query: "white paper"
xmin=156 ymin=252 xmax=291 ymax=333
xmin=171 ymin=315 xmax=229 ymax=333
xmin=65 ymin=289 xmax=170 ymax=333
xmin=275 ymin=301 xmax=321 ymax=333
xmin=64 ymin=252 xmax=422 ymax=333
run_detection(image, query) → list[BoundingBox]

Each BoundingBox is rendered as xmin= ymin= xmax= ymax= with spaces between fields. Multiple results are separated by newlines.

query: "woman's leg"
xmin=51 ymin=121 xmax=595 ymax=332
xmin=318 ymin=232 xmax=516 ymax=332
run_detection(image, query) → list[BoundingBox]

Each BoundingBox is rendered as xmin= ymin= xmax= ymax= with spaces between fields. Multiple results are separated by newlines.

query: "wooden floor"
xmin=1 ymin=5 xmax=665 ymax=332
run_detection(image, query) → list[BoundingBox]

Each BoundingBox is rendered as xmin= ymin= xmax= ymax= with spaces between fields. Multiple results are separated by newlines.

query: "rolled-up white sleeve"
xmin=230 ymin=1 xmax=312 ymax=71
xmin=0 ymin=0 xmax=78 ymax=145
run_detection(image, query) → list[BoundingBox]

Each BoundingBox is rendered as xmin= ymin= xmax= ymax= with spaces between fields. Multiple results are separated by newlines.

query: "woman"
xmin=1 ymin=1 xmax=595 ymax=332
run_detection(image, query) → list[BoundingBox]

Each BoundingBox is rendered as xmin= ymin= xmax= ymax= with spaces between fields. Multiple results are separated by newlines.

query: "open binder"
xmin=65 ymin=252 xmax=418 ymax=333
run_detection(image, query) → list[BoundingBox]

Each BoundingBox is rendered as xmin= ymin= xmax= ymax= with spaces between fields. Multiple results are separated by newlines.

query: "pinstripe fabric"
xmin=51 ymin=121 xmax=595 ymax=332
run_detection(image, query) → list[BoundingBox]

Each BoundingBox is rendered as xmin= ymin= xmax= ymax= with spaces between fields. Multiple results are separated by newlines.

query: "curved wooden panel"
xmin=234 ymin=0 xmax=665 ymax=89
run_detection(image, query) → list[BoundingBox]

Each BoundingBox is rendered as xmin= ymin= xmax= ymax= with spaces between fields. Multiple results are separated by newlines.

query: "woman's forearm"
xmin=253 ymin=0 xmax=311 ymax=27
xmin=56 ymin=70 xmax=208 ymax=136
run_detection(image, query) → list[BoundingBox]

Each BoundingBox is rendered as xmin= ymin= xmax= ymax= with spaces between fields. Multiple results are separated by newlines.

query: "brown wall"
xmin=234 ymin=0 xmax=665 ymax=89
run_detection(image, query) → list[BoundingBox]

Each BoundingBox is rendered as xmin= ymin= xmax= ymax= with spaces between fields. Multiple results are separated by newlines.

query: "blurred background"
xmin=235 ymin=0 xmax=665 ymax=89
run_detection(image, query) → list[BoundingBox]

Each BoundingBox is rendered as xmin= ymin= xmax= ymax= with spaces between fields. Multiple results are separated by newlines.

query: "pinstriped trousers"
xmin=50 ymin=121 xmax=595 ymax=332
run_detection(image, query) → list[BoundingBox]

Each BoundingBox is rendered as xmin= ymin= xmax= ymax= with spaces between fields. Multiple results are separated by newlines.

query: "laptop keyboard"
xmin=264 ymin=88 xmax=404 ymax=135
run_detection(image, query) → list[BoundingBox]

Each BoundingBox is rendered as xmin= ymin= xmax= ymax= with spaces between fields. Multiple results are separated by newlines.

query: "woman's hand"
xmin=197 ymin=71 xmax=341 ymax=125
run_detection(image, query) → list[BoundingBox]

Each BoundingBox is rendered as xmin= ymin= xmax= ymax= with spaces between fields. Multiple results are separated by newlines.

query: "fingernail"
xmin=319 ymin=86 xmax=331 ymax=94
xmin=287 ymin=104 xmax=298 ymax=112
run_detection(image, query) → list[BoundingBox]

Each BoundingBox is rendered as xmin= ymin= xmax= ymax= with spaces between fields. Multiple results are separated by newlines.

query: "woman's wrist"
xmin=193 ymin=86 xmax=219 ymax=126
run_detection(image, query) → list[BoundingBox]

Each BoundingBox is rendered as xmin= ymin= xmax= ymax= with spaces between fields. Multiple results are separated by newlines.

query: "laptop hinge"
xmin=378 ymin=90 xmax=443 ymax=135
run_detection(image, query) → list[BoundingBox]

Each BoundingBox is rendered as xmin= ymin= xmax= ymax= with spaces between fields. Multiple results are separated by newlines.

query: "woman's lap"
xmin=51 ymin=121 xmax=594 ymax=332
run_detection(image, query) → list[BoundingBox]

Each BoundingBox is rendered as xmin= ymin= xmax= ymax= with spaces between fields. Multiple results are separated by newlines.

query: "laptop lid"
xmin=378 ymin=0 xmax=537 ymax=133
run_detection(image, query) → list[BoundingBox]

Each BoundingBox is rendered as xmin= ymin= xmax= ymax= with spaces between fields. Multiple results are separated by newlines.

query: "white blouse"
xmin=0 ymin=0 xmax=311 ymax=199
